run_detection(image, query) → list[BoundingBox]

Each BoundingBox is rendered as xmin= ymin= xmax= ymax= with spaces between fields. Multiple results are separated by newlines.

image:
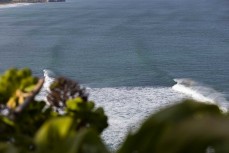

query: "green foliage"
xmin=0 ymin=101 xmax=53 ymax=153
xmin=1 ymin=68 xmax=229 ymax=153
xmin=0 ymin=68 xmax=109 ymax=153
xmin=66 ymin=97 xmax=108 ymax=133
xmin=13 ymin=101 xmax=52 ymax=136
xmin=47 ymin=77 xmax=108 ymax=134
xmin=35 ymin=117 xmax=74 ymax=153
xmin=34 ymin=117 xmax=109 ymax=153
xmin=69 ymin=128 xmax=109 ymax=153
xmin=0 ymin=143 xmax=17 ymax=153
xmin=0 ymin=116 xmax=15 ymax=141
xmin=47 ymin=77 xmax=88 ymax=108
xmin=0 ymin=68 xmax=38 ymax=108
xmin=118 ymin=100 xmax=229 ymax=153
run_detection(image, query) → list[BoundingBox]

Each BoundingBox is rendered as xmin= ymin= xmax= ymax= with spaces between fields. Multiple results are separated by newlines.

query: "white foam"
xmin=36 ymin=71 xmax=228 ymax=150
xmin=35 ymin=69 xmax=55 ymax=102
xmin=36 ymin=71 xmax=187 ymax=150
xmin=43 ymin=69 xmax=55 ymax=90
xmin=88 ymin=87 xmax=186 ymax=150
xmin=172 ymin=78 xmax=228 ymax=112
xmin=0 ymin=3 xmax=31 ymax=9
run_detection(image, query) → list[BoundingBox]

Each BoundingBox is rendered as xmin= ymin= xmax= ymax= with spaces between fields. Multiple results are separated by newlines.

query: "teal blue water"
xmin=0 ymin=0 xmax=229 ymax=149
xmin=0 ymin=0 xmax=228 ymax=95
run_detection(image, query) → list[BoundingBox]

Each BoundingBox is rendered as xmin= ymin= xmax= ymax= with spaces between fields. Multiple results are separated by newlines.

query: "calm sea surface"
xmin=0 ymin=0 xmax=228 ymax=90
xmin=0 ymin=0 xmax=229 ymax=149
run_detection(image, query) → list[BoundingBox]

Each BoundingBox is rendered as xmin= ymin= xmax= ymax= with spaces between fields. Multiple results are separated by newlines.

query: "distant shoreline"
xmin=0 ymin=2 xmax=17 ymax=5
xmin=0 ymin=0 xmax=65 ymax=7
xmin=0 ymin=2 xmax=37 ymax=5
xmin=0 ymin=2 xmax=32 ymax=8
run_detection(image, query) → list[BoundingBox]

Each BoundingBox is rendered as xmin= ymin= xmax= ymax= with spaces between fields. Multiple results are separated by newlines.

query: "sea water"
xmin=0 ymin=0 xmax=229 ymax=150
xmin=41 ymin=70 xmax=228 ymax=149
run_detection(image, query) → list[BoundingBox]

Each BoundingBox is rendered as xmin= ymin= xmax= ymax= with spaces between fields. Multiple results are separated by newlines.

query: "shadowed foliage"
xmin=47 ymin=77 xmax=88 ymax=108
xmin=0 ymin=68 xmax=229 ymax=153
xmin=118 ymin=100 xmax=229 ymax=153
xmin=0 ymin=68 xmax=108 ymax=153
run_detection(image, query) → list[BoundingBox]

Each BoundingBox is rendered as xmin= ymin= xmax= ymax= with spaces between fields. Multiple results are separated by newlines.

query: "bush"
xmin=0 ymin=68 xmax=108 ymax=153
xmin=0 ymin=68 xmax=229 ymax=153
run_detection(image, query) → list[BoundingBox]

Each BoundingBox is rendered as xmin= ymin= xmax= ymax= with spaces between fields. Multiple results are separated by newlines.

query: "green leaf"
xmin=0 ymin=143 xmax=17 ymax=153
xmin=66 ymin=98 xmax=84 ymax=111
xmin=1 ymin=116 xmax=14 ymax=127
xmin=69 ymin=128 xmax=110 ymax=153
xmin=35 ymin=116 xmax=73 ymax=150
xmin=156 ymin=116 xmax=229 ymax=153
xmin=118 ymin=100 xmax=224 ymax=153
xmin=35 ymin=118 xmax=109 ymax=153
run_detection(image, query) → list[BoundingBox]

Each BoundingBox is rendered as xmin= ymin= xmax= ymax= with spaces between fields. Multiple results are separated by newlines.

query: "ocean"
xmin=0 ymin=0 xmax=229 ymax=149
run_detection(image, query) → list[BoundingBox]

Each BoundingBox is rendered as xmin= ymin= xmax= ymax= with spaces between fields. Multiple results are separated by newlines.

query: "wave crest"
xmin=172 ymin=78 xmax=228 ymax=108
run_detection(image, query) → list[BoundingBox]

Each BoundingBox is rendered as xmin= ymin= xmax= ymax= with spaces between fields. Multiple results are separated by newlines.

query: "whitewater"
xmin=39 ymin=70 xmax=228 ymax=150
xmin=1 ymin=0 xmax=228 ymax=150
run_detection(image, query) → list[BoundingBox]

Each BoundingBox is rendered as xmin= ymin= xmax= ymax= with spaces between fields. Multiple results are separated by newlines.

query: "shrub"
xmin=0 ymin=68 xmax=229 ymax=153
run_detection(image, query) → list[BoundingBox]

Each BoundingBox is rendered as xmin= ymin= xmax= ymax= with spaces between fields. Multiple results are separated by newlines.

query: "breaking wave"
xmin=36 ymin=70 xmax=228 ymax=150
xmin=172 ymin=78 xmax=228 ymax=103
xmin=88 ymin=87 xmax=186 ymax=150
xmin=172 ymin=78 xmax=228 ymax=111
xmin=37 ymin=69 xmax=187 ymax=149
xmin=35 ymin=69 xmax=55 ymax=102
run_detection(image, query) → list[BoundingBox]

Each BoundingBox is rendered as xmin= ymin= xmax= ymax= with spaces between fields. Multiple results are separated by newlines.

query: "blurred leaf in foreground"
xmin=0 ymin=143 xmax=17 ymax=153
xmin=35 ymin=117 xmax=73 ymax=153
xmin=118 ymin=100 xmax=229 ymax=153
xmin=0 ymin=68 xmax=38 ymax=109
xmin=35 ymin=117 xmax=109 ymax=153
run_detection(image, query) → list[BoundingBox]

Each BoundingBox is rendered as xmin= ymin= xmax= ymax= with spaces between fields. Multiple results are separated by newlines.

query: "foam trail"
xmin=172 ymin=78 xmax=228 ymax=112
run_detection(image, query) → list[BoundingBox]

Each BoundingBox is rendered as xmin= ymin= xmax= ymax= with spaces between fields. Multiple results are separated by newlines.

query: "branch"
xmin=13 ymin=79 xmax=44 ymax=115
